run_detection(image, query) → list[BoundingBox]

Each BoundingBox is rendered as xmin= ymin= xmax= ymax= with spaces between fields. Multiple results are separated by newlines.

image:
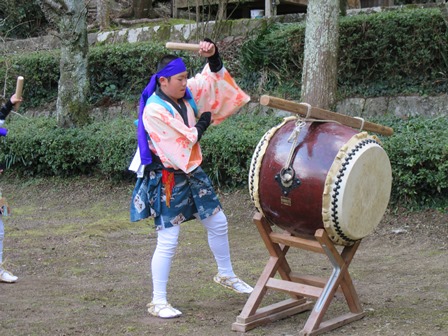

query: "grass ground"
xmin=0 ymin=176 xmax=447 ymax=335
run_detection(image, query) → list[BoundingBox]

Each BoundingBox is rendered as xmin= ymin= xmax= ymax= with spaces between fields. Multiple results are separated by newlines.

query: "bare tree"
xmin=37 ymin=0 xmax=90 ymax=127
xmin=301 ymin=0 xmax=340 ymax=110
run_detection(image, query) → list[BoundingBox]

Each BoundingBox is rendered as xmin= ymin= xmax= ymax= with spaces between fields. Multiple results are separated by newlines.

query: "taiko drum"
xmin=249 ymin=117 xmax=392 ymax=245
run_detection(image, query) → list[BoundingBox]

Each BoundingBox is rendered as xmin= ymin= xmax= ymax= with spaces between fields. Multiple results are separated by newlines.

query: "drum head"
xmin=322 ymin=133 xmax=392 ymax=245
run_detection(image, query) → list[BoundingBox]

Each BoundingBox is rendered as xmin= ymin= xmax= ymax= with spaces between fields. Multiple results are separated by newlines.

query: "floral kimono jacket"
xmin=130 ymin=64 xmax=250 ymax=229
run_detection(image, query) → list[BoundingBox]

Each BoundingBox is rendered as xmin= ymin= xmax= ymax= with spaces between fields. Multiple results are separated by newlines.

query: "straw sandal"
xmin=147 ymin=302 xmax=182 ymax=318
xmin=213 ymin=274 xmax=253 ymax=294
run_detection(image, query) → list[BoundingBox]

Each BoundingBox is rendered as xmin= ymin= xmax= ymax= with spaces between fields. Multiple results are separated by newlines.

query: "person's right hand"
xmin=198 ymin=41 xmax=216 ymax=58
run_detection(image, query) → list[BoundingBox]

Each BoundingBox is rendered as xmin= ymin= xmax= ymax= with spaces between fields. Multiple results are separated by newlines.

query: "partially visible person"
xmin=0 ymin=165 xmax=18 ymax=283
xmin=0 ymin=93 xmax=22 ymax=283
xmin=0 ymin=93 xmax=22 ymax=126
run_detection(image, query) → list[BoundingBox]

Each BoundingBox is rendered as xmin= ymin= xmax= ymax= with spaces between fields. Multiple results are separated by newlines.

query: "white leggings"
xmin=151 ymin=211 xmax=235 ymax=304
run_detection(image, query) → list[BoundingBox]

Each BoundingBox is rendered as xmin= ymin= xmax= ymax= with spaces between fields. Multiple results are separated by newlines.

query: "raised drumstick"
xmin=14 ymin=76 xmax=24 ymax=111
xmin=165 ymin=42 xmax=200 ymax=52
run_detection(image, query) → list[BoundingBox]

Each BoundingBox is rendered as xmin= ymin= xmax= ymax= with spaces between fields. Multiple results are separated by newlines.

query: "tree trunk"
xmin=217 ymin=1 xmax=227 ymax=20
xmin=340 ymin=0 xmax=347 ymax=16
xmin=301 ymin=0 xmax=340 ymax=110
xmin=133 ymin=0 xmax=152 ymax=19
xmin=37 ymin=0 xmax=90 ymax=128
xmin=57 ymin=2 xmax=90 ymax=128
xmin=97 ymin=0 xmax=110 ymax=31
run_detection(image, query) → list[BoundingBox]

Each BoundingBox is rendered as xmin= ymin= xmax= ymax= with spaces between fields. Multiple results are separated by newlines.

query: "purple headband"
xmin=138 ymin=57 xmax=191 ymax=165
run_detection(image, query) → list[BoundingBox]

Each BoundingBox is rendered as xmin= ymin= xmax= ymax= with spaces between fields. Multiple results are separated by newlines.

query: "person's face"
xmin=160 ymin=71 xmax=188 ymax=101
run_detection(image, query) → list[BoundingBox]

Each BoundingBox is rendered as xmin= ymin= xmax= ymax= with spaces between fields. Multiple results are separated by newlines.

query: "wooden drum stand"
xmin=232 ymin=212 xmax=365 ymax=335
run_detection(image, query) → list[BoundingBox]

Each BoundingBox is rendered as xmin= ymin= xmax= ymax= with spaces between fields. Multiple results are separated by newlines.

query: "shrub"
xmin=0 ymin=116 xmax=136 ymax=179
xmin=92 ymin=118 xmax=136 ymax=177
xmin=0 ymin=50 xmax=60 ymax=108
xmin=338 ymin=8 xmax=448 ymax=98
xmin=0 ymin=114 xmax=446 ymax=209
xmin=238 ymin=22 xmax=306 ymax=97
xmin=201 ymin=113 xmax=283 ymax=188
xmin=374 ymin=115 xmax=448 ymax=210
xmin=88 ymin=42 xmax=165 ymax=105
xmin=238 ymin=7 xmax=448 ymax=100
xmin=3 ymin=7 xmax=446 ymax=109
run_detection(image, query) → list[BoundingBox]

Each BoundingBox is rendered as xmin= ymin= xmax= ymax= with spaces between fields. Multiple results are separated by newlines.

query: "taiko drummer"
xmin=129 ymin=39 xmax=253 ymax=319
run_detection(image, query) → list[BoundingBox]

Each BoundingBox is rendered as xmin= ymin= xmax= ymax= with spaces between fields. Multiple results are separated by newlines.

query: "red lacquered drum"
xmin=249 ymin=117 xmax=392 ymax=245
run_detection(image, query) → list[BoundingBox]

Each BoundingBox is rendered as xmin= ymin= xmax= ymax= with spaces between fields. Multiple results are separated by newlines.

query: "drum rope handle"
xmin=297 ymin=102 xmax=342 ymax=125
xmin=283 ymin=102 xmax=325 ymax=177
xmin=285 ymin=101 xmax=339 ymax=168
xmin=354 ymin=116 xmax=365 ymax=131
xmin=287 ymin=102 xmax=311 ymax=145
xmin=281 ymin=102 xmax=341 ymax=186
xmin=284 ymin=118 xmax=306 ymax=168
xmin=299 ymin=102 xmax=312 ymax=119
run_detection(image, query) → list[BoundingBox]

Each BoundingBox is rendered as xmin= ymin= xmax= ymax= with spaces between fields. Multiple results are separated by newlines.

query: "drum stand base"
xmin=232 ymin=212 xmax=366 ymax=336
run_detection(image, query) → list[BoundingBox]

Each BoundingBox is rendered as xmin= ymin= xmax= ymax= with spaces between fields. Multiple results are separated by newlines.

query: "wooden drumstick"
xmin=165 ymin=42 xmax=200 ymax=52
xmin=14 ymin=76 xmax=24 ymax=111
xmin=260 ymin=95 xmax=394 ymax=136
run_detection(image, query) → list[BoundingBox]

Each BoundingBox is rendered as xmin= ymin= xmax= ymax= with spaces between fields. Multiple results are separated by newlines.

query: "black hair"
xmin=156 ymin=54 xmax=179 ymax=86
xmin=157 ymin=55 xmax=179 ymax=73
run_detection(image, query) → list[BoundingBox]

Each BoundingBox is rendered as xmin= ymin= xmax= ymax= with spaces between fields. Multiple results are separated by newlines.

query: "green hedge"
xmin=374 ymin=115 xmax=448 ymax=210
xmin=1 ymin=114 xmax=446 ymax=209
xmin=2 ymin=50 xmax=61 ymax=108
xmin=0 ymin=117 xmax=136 ymax=178
xmin=239 ymin=7 xmax=448 ymax=99
xmin=0 ymin=42 xmax=205 ymax=109
xmin=1 ymin=7 xmax=446 ymax=109
xmin=88 ymin=43 xmax=205 ymax=105
xmin=201 ymin=113 xmax=284 ymax=188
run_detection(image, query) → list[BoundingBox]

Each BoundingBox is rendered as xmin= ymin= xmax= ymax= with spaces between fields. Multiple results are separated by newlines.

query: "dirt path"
xmin=0 ymin=177 xmax=446 ymax=335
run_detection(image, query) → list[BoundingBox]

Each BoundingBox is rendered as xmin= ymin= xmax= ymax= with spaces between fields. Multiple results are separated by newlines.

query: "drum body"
xmin=249 ymin=117 xmax=392 ymax=245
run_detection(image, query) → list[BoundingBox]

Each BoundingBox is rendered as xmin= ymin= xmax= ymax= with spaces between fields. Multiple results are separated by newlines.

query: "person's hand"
xmin=10 ymin=94 xmax=23 ymax=105
xmin=198 ymin=111 xmax=211 ymax=126
xmin=195 ymin=112 xmax=212 ymax=141
xmin=198 ymin=40 xmax=216 ymax=58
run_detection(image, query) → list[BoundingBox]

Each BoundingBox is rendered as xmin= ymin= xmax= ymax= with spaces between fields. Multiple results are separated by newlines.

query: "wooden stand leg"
xmin=232 ymin=212 xmax=365 ymax=335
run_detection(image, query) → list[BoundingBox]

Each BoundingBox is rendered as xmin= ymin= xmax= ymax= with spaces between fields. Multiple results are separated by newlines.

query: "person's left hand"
xmin=10 ymin=94 xmax=23 ymax=105
xmin=198 ymin=40 xmax=216 ymax=58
